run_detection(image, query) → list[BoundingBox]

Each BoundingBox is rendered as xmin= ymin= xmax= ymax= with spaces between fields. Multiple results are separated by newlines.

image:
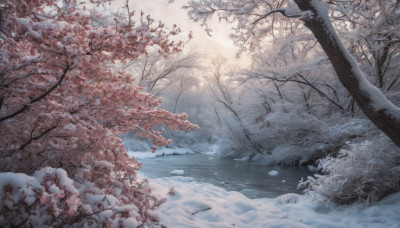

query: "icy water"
xmin=137 ymin=153 xmax=314 ymax=199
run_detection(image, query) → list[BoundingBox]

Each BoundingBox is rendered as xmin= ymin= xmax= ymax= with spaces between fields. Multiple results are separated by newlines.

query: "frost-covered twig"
xmin=252 ymin=8 xmax=311 ymax=25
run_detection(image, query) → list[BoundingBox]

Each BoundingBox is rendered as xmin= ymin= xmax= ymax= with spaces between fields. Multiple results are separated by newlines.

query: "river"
xmin=136 ymin=153 xmax=314 ymax=199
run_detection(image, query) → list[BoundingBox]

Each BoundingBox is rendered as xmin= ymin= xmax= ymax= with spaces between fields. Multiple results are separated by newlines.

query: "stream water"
xmin=137 ymin=153 xmax=314 ymax=199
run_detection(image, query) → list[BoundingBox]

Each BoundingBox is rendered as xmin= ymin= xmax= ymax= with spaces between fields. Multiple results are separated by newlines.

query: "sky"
xmin=128 ymin=0 xmax=252 ymax=68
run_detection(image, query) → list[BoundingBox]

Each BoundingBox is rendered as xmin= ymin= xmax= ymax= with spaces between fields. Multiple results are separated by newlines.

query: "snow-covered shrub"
xmin=0 ymin=167 xmax=164 ymax=227
xmin=259 ymin=109 xmax=376 ymax=165
xmin=217 ymin=98 xmax=376 ymax=166
xmin=301 ymin=136 xmax=400 ymax=204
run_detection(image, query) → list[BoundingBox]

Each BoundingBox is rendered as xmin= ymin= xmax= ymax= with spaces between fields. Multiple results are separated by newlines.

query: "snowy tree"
xmin=244 ymin=33 xmax=348 ymax=115
xmin=206 ymin=53 xmax=373 ymax=164
xmin=331 ymin=0 xmax=400 ymax=91
xmin=0 ymin=0 xmax=198 ymax=226
xmin=207 ymin=58 xmax=263 ymax=158
xmin=182 ymin=0 xmax=400 ymax=203
xmin=183 ymin=0 xmax=400 ymax=147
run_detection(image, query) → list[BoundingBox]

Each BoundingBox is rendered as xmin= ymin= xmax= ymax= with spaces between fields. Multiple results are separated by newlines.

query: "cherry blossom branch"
xmin=19 ymin=125 xmax=57 ymax=151
xmin=0 ymin=64 xmax=70 ymax=122
xmin=134 ymin=126 xmax=169 ymax=145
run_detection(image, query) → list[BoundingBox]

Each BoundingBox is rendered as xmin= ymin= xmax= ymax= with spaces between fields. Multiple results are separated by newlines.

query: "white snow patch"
xmin=122 ymin=218 xmax=139 ymax=227
xmin=64 ymin=123 xmax=77 ymax=131
xmin=204 ymin=144 xmax=218 ymax=154
xmin=169 ymin=170 xmax=184 ymax=175
xmin=307 ymin=165 xmax=320 ymax=172
xmin=48 ymin=184 xmax=61 ymax=194
xmin=268 ymin=170 xmax=279 ymax=176
xmin=128 ymin=151 xmax=157 ymax=159
xmin=0 ymin=172 xmax=42 ymax=206
xmin=233 ymin=157 xmax=249 ymax=161
xmin=95 ymin=160 xmax=115 ymax=169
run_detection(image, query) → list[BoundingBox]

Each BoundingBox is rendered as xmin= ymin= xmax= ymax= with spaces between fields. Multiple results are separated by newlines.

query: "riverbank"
xmin=131 ymin=151 xmax=400 ymax=227
xmin=147 ymin=175 xmax=400 ymax=228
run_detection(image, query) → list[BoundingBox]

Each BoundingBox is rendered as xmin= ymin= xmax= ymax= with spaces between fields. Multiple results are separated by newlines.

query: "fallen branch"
xmin=191 ymin=207 xmax=212 ymax=216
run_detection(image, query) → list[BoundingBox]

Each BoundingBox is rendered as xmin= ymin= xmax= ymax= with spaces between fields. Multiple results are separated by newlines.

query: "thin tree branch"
xmin=19 ymin=125 xmax=57 ymax=151
xmin=250 ymin=73 xmax=345 ymax=113
xmin=0 ymin=64 xmax=70 ymax=122
xmin=253 ymin=8 xmax=306 ymax=25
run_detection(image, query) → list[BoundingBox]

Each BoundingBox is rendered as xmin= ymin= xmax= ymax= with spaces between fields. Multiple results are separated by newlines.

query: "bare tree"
xmin=209 ymin=58 xmax=263 ymax=156
xmin=121 ymin=50 xmax=201 ymax=95
xmin=172 ymin=73 xmax=199 ymax=113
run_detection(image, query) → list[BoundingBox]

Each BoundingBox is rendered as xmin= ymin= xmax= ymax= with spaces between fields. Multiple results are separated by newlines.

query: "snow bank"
xmin=170 ymin=170 xmax=185 ymax=175
xmin=149 ymin=176 xmax=400 ymax=228
xmin=128 ymin=147 xmax=194 ymax=159
xmin=204 ymin=144 xmax=218 ymax=155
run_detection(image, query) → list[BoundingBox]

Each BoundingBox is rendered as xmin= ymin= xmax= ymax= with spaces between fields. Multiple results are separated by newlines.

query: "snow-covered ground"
xmin=128 ymin=148 xmax=195 ymax=159
xmin=148 ymin=176 xmax=400 ymax=228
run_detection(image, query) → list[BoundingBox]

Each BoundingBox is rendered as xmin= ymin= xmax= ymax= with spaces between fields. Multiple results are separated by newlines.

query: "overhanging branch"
xmin=253 ymin=8 xmax=308 ymax=25
xmin=252 ymin=72 xmax=345 ymax=113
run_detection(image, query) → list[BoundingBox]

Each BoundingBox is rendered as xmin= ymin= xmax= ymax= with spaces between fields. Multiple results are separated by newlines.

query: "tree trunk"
xmin=294 ymin=0 xmax=400 ymax=146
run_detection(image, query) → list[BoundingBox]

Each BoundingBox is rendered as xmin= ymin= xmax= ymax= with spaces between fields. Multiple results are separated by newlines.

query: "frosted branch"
xmin=252 ymin=8 xmax=312 ymax=25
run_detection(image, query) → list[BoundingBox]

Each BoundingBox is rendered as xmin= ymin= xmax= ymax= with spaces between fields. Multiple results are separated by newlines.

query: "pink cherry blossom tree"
xmin=0 ymin=0 xmax=198 ymax=226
